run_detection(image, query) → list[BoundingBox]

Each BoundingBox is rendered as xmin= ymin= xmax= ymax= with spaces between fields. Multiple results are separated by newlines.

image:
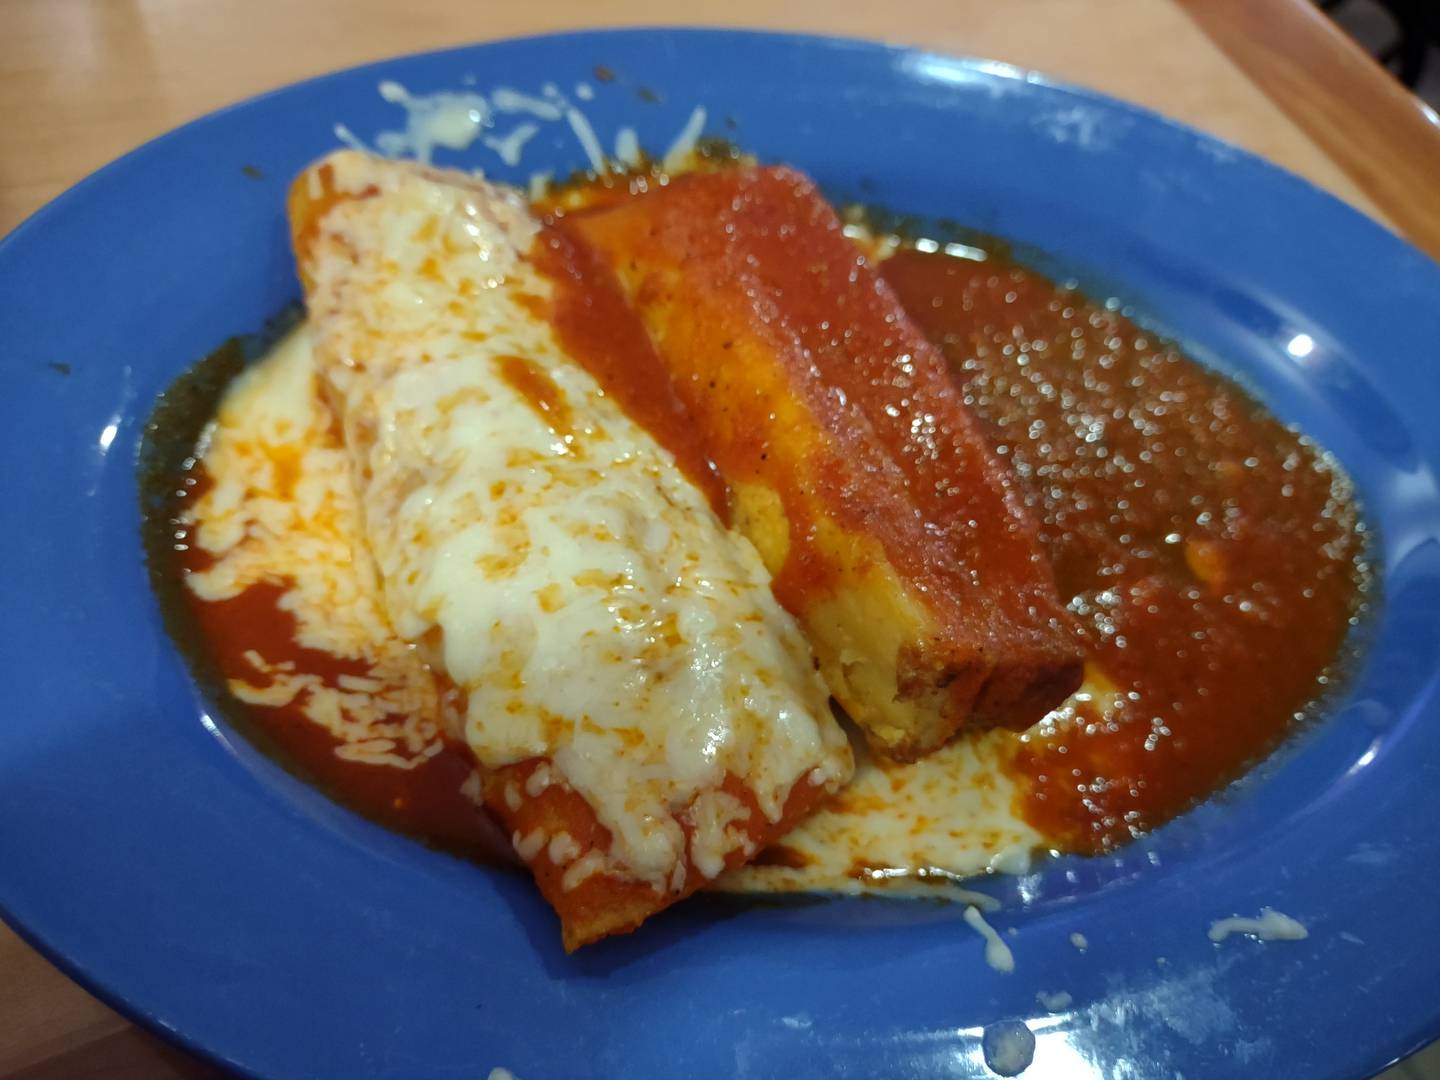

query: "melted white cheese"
xmin=613 ymin=127 xmax=642 ymax=169
xmin=184 ymin=328 xmax=446 ymax=769
xmin=1207 ymin=908 xmax=1309 ymax=943
xmin=349 ymin=77 xmax=713 ymax=182
xmin=719 ymin=729 xmax=1041 ymax=896
xmin=1036 ymin=989 xmax=1073 ymax=1011
xmin=299 ymin=152 xmax=851 ymax=889
xmin=374 ymin=81 xmax=493 ymax=162
xmin=662 ymin=106 xmax=707 ymax=172
xmin=719 ymin=667 xmax=1127 ymax=898
xmin=483 ymin=123 xmax=540 ymax=167
xmin=964 ymin=904 xmax=1016 ymax=973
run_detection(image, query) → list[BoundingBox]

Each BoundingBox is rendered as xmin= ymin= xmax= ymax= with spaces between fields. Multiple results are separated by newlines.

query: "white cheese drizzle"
xmin=349 ymin=78 xmax=710 ymax=179
xmin=1036 ymin=989 xmax=1073 ymax=1011
xmin=1207 ymin=908 xmax=1309 ymax=943
xmin=964 ymin=905 xmax=1015 ymax=974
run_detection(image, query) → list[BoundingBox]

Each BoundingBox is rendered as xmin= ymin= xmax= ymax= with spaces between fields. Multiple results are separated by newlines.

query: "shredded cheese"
xmin=299 ymin=152 xmax=851 ymax=890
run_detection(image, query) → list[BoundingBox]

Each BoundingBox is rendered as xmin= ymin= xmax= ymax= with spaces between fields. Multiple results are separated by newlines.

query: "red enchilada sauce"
xmin=167 ymin=470 xmax=511 ymax=863
xmin=881 ymin=249 xmax=1367 ymax=852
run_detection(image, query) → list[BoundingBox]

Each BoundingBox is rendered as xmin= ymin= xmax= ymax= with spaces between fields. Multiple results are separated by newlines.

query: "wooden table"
xmin=3 ymin=2 xmax=1438 ymax=1076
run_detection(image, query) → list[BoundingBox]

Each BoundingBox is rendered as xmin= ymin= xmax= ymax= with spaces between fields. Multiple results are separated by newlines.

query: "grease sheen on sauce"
xmin=882 ymin=248 xmax=1367 ymax=852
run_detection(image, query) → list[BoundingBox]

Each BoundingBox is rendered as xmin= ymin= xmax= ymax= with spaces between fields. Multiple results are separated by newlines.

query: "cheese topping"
xmin=1207 ymin=909 xmax=1309 ymax=943
xmin=964 ymin=904 xmax=1016 ymax=974
xmin=1036 ymin=990 xmax=1073 ymax=1011
xmin=182 ymin=328 xmax=446 ymax=769
xmin=719 ymin=722 xmax=1043 ymax=896
xmin=351 ymin=77 xmax=711 ymax=183
xmin=298 ymin=151 xmax=850 ymax=889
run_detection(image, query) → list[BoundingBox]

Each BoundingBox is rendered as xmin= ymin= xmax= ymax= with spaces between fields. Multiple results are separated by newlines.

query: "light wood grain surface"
xmin=3 ymin=1 xmax=1437 ymax=1077
xmin=1179 ymin=0 xmax=1440 ymax=261
xmin=0 ymin=0 xmax=1402 ymax=237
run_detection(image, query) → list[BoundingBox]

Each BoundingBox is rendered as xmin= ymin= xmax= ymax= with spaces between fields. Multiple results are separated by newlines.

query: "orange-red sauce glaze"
xmin=488 ymin=759 xmax=838 ymax=950
xmin=554 ymin=169 xmax=1078 ymax=659
xmin=532 ymin=224 xmax=730 ymax=516
xmin=171 ymin=488 xmax=513 ymax=863
xmin=881 ymin=248 xmax=1366 ymax=852
xmin=495 ymin=352 xmax=576 ymax=438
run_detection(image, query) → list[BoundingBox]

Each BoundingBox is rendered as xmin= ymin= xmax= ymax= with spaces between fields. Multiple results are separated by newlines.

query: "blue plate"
xmin=3 ymin=29 xmax=1439 ymax=1080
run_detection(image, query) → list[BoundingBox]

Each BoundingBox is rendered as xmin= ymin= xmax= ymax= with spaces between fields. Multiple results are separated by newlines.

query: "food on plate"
xmin=283 ymin=151 xmax=852 ymax=948
xmin=879 ymin=247 xmax=1367 ymax=851
xmin=557 ymin=166 xmax=1083 ymax=761
xmin=143 ymin=140 xmax=1368 ymax=948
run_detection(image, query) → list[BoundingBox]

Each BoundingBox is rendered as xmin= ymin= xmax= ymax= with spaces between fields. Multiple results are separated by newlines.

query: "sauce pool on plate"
xmin=881 ymin=246 xmax=1369 ymax=852
xmin=145 ymin=331 xmax=513 ymax=864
